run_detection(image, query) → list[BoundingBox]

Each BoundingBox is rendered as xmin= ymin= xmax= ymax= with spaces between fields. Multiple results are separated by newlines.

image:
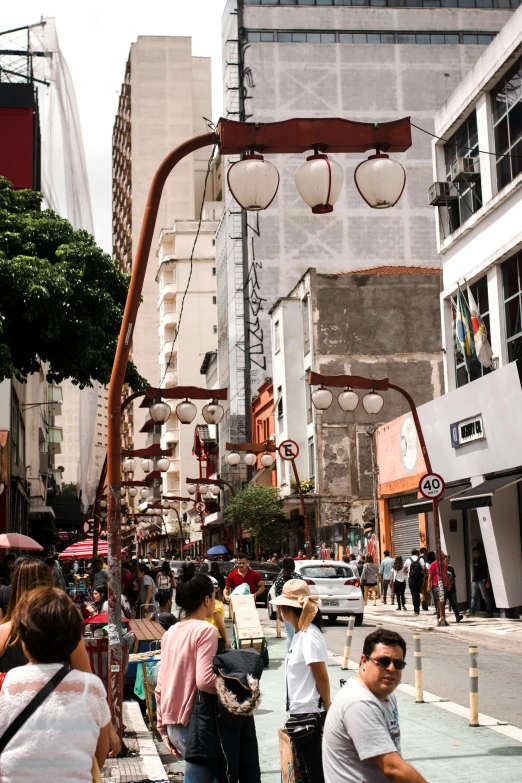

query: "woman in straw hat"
xmin=273 ymin=579 xmax=331 ymax=783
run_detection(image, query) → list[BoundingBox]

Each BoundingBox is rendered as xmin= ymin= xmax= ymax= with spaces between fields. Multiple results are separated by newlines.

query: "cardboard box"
xmin=231 ymin=594 xmax=264 ymax=643
xmin=279 ymin=728 xmax=298 ymax=783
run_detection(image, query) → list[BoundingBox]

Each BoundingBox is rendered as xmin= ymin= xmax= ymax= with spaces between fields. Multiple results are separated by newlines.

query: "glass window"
xmin=305 ymin=369 xmax=313 ymax=423
xmin=278 ymin=32 xmax=293 ymax=42
xmin=277 ymin=386 xmax=284 ymax=419
xmin=398 ymin=34 xmax=416 ymax=44
xmin=381 ymin=33 xmax=395 ymax=43
xmin=339 ymin=33 xmax=353 ymax=42
xmin=443 ymin=112 xmax=482 ymax=233
xmin=367 ymin=33 xmax=382 ymax=44
xmin=353 ymin=33 xmax=368 ymax=43
xmin=492 ymin=58 xmax=522 ymax=191
xmin=302 ymin=296 xmax=310 ymax=352
xmin=292 ymin=32 xmax=307 ymax=42
xmin=300 ymin=565 xmax=355 ymax=579
xmin=416 ymin=34 xmax=431 ymax=44
xmin=281 ymin=0 xmax=298 ymax=4
xmin=317 ymin=0 xmax=334 ymax=4
xmin=445 ymin=34 xmax=460 ymax=44
xmin=477 ymin=34 xmax=493 ymax=44
xmin=274 ymin=320 xmax=281 ymax=353
xmin=307 ymin=33 xmax=321 ymax=42
xmin=260 ymin=32 xmax=275 ymax=41
xmin=321 ymin=33 xmax=336 ymax=42
xmin=503 ymin=254 xmax=522 ymax=363
xmin=308 ymin=437 xmax=315 ymax=478
xmin=463 ymin=34 xmax=478 ymax=43
xmin=430 ymin=34 xmax=446 ymax=44
xmin=248 ymin=32 xmax=261 ymax=42
xmin=454 ymin=276 xmax=491 ymax=387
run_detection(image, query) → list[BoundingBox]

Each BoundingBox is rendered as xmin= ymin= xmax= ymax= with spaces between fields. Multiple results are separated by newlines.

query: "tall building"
xmin=113 ymin=37 xmax=213 ymax=460
xmin=218 ymin=0 xmax=515 ymax=478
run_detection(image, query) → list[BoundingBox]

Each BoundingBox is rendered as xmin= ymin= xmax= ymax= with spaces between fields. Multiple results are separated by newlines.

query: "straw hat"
xmin=272 ymin=579 xmax=319 ymax=631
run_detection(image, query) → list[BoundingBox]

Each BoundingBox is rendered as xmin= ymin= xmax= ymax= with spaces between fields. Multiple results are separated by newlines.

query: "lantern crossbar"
xmin=145 ymin=385 xmax=228 ymax=401
xmin=308 ymin=371 xmax=389 ymax=391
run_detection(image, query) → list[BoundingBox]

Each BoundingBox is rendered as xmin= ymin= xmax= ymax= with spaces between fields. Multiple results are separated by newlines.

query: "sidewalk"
xmin=101 ymin=702 xmax=168 ymax=783
xmin=363 ymin=600 xmax=522 ymax=650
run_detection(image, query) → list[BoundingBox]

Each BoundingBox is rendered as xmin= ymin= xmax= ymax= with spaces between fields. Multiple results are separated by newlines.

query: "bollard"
xmin=276 ymin=612 xmax=282 ymax=638
xmin=341 ymin=615 xmax=356 ymax=670
xmin=413 ymin=633 xmax=424 ymax=703
xmin=469 ymin=645 xmax=479 ymax=726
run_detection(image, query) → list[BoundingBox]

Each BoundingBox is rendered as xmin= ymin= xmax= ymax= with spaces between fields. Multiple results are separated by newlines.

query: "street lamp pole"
xmin=309 ymin=371 xmax=447 ymax=627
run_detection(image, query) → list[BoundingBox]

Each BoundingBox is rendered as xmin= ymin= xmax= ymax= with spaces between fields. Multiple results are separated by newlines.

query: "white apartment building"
xmin=377 ymin=7 xmax=522 ymax=615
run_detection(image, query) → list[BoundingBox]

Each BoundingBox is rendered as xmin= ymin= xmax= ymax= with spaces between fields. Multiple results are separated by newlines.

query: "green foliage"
xmin=0 ymin=177 xmax=146 ymax=389
xmin=59 ymin=482 xmax=79 ymax=499
xmin=224 ymin=484 xmax=288 ymax=553
xmin=290 ymin=476 xmax=315 ymax=494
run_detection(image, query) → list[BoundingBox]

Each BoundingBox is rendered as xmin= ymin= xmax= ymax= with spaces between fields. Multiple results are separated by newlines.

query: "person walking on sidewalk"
xmin=469 ymin=546 xmax=493 ymax=617
xmin=419 ymin=548 xmax=431 ymax=612
xmin=391 ymin=557 xmax=406 ymax=611
xmin=323 ymin=629 xmax=427 ymax=783
xmin=273 ymin=580 xmax=330 ymax=783
xmin=427 ymin=553 xmax=450 ymax=622
xmin=273 ymin=557 xmax=305 ymax=651
xmin=379 ymin=551 xmax=395 ymax=605
xmin=444 ymin=555 xmax=463 ymax=623
xmin=404 ymin=549 xmax=425 ymax=615
xmin=361 ymin=556 xmax=379 ymax=606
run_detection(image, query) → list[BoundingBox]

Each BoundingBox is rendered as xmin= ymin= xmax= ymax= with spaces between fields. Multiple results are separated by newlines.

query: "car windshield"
xmin=300 ymin=565 xmax=357 ymax=579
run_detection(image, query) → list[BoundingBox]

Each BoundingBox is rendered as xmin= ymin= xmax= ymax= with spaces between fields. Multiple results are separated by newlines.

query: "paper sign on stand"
xmin=230 ymin=593 xmax=264 ymax=652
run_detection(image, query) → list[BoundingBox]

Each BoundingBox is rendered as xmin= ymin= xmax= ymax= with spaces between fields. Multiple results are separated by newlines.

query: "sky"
xmin=1 ymin=1 xmax=226 ymax=252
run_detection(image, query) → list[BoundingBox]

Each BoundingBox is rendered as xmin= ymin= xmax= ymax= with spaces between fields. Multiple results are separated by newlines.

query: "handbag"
xmin=0 ymin=665 xmax=70 ymax=754
xmin=284 ymin=666 xmax=323 ymax=743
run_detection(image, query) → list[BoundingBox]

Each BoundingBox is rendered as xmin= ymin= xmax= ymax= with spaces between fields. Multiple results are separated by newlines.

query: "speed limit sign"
xmin=419 ymin=473 xmax=445 ymax=500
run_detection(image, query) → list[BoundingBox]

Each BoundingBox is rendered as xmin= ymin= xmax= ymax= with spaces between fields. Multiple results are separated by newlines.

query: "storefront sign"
xmin=450 ymin=414 xmax=485 ymax=448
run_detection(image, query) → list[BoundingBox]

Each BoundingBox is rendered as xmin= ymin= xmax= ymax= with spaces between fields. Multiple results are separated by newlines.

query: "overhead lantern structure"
xmin=202 ymin=400 xmax=225 ymax=425
xmin=244 ymin=451 xmax=257 ymax=468
xmin=226 ymin=451 xmax=241 ymax=467
xmin=227 ymin=153 xmax=280 ymax=211
xmin=362 ymin=391 xmax=385 ymax=415
xmin=157 ymin=457 xmax=170 ymax=472
xmin=338 ymin=388 xmax=359 ymax=412
xmin=354 ymin=150 xmax=406 ymax=209
xmin=123 ymin=458 xmax=136 ymax=473
xmin=176 ymin=399 xmax=197 ymax=425
xmin=141 ymin=458 xmax=154 ymax=473
xmin=311 ymin=386 xmax=333 ymax=411
xmin=149 ymin=401 xmax=171 ymax=424
xmin=260 ymin=452 xmax=274 ymax=468
xmin=294 ymin=151 xmax=344 ymax=214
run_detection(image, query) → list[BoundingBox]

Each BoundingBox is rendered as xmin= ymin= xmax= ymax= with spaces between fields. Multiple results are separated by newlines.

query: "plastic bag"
xmin=231 ymin=583 xmax=251 ymax=597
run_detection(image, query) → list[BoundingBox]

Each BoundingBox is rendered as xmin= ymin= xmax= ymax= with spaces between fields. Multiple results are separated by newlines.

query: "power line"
xmin=411 ymin=122 xmax=522 ymax=159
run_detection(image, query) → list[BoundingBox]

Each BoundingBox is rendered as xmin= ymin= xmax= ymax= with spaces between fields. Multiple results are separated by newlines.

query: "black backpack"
xmin=409 ymin=558 xmax=423 ymax=584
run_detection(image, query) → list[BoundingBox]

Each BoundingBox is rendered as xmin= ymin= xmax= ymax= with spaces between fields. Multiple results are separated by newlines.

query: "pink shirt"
xmin=155 ymin=619 xmax=218 ymax=736
xmin=428 ymin=560 xmax=448 ymax=587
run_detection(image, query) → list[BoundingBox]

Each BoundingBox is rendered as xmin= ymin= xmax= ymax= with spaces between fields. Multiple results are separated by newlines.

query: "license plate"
xmin=262 ymin=580 xmax=272 ymax=585
xmin=322 ymin=600 xmax=339 ymax=607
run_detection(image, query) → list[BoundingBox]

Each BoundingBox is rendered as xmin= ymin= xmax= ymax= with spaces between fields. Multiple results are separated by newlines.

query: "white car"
xmin=268 ymin=560 xmax=364 ymax=625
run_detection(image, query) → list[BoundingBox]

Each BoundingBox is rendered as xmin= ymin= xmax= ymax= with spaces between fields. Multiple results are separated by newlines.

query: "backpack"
xmin=408 ymin=558 xmax=423 ymax=584
xmin=157 ymin=573 xmax=172 ymax=590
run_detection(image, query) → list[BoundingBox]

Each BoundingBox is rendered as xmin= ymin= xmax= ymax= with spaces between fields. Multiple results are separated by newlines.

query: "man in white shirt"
xmin=403 ymin=549 xmax=425 ymax=615
xmin=323 ymin=629 xmax=427 ymax=783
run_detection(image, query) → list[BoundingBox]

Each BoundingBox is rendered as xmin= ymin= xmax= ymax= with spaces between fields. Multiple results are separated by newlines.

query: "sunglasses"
xmin=369 ymin=656 xmax=407 ymax=671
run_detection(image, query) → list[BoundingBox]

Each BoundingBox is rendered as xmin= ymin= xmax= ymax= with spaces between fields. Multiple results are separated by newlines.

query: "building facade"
xmin=376 ymin=6 xmax=522 ymax=615
xmin=270 ymin=266 xmax=443 ymax=554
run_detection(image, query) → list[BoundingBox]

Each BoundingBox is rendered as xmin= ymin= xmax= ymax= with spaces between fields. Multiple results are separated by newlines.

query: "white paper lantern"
xmin=202 ymin=400 xmax=224 ymax=425
xmin=294 ymin=153 xmax=344 ymax=214
xmin=260 ymin=453 xmax=274 ymax=468
xmin=338 ymin=388 xmax=360 ymax=413
xmin=176 ymin=399 xmax=197 ymax=425
xmin=244 ymin=452 xmax=257 ymax=468
xmin=209 ymin=484 xmax=221 ymax=495
xmin=362 ymin=392 xmax=385 ymax=415
xmin=187 ymin=483 xmax=197 ymax=495
xmin=157 ymin=457 xmax=170 ymax=472
xmin=149 ymin=401 xmax=171 ymax=423
xmin=311 ymin=386 xmax=333 ymax=411
xmin=140 ymin=487 xmax=151 ymax=499
xmin=199 ymin=484 xmax=209 ymax=495
xmin=128 ymin=487 xmax=138 ymax=498
xmin=141 ymin=458 xmax=154 ymax=473
xmin=227 ymin=451 xmax=241 ymax=467
xmin=123 ymin=458 xmax=136 ymax=473
xmin=227 ymin=154 xmax=280 ymax=211
xmin=99 ymin=499 xmax=107 ymax=509
xmin=354 ymin=153 xmax=406 ymax=209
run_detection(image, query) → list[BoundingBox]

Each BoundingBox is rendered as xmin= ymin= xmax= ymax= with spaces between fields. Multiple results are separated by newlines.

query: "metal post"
xmin=413 ymin=633 xmax=424 ymax=703
xmin=276 ymin=613 xmax=282 ymax=638
xmin=469 ymin=645 xmax=479 ymax=726
xmin=341 ymin=615 xmax=356 ymax=670
xmin=291 ymin=459 xmax=312 ymax=557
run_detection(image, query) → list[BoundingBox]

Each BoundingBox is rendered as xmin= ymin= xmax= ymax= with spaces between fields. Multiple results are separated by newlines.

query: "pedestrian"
xmin=427 ymin=554 xmax=450 ymax=621
xmin=205 ymin=578 xmax=231 ymax=652
xmin=209 ymin=561 xmax=226 ymax=593
xmin=419 ymin=548 xmax=430 ymax=611
xmin=121 ymin=561 xmax=135 ymax=607
xmin=361 ymin=556 xmax=379 ymax=607
xmin=404 ymin=549 xmax=425 ymax=615
xmin=156 ymin=560 xmax=174 ymax=593
xmin=357 ymin=556 xmax=366 ymax=578
xmin=61 ymin=559 xmax=76 ymax=586
xmin=45 ymin=557 xmax=66 ymax=590
xmin=153 ymin=589 xmax=178 ymax=631
xmin=1 ymin=554 xmax=15 ymax=586
xmin=273 ymin=579 xmax=330 ymax=783
xmin=0 ymin=586 xmax=112 ymax=781
xmin=444 ymin=555 xmax=462 ymax=623
xmin=155 ymin=563 xmax=220 ymax=780
xmin=271 ymin=553 xmax=281 ymax=567
xmin=378 ymin=551 xmax=395 ymax=605
xmin=91 ymin=557 xmax=108 ymax=591
xmin=136 ymin=563 xmax=157 ymax=617
xmin=469 ymin=546 xmax=493 ymax=617
xmin=273 ymin=557 xmax=305 ymax=651
xmin=223 ymin=552 xmax=265 ymax=603
xmin=391 ymin=557 xmax=406 ymax=611
xmin=295 ymin=550 xmax=307 ymax=561
xmin=323 ymin=629 xmax=427 ymax=783
xmin=86 ymin=584 xmax=107 ymax=616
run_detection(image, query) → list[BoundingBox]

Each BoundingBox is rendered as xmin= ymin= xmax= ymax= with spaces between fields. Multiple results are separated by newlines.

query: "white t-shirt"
xmin=286 ymin=624 xmax=328 ymax=714
xmin=403 ymin=555 xmax=425 ymax=576
xmin=0 ymin=663 xmax=111 ymax=783
xmin=391 ymin=568 xmax=405 ymax=583
xmin=323 ymin=677 xmax=401 ymax=783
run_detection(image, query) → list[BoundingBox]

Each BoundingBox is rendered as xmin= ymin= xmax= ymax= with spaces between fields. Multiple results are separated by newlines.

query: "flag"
xmin=467 ymin=285 xmax=493 ymax=368
xmin=456 ymin=286 xmax=476 ymax=371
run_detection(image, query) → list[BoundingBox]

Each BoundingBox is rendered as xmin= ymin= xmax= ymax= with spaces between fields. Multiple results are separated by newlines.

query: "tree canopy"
xmin=224 ymin=484 xmax=287 ymax=553
xmin=0 ymin=177 xmax=145 ymax=389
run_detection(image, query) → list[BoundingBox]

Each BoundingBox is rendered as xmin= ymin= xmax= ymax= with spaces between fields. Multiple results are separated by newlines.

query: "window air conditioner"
xmin=428 ymin=182 xmax=458 ymax=206
xmin=450 ymin=157 xmax=480 ymax=183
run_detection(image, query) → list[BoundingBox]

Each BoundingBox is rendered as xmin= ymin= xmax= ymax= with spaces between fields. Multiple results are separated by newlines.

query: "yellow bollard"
xmin=413 ymin=633 xmax=424 ymax=703
xmin=341 ymin=615 xmax=356 ymax=670
xmin=469 ymin=645 xmax=479 ymax=726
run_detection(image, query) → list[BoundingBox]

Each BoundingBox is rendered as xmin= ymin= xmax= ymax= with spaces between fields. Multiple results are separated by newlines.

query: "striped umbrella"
xmin=58 ymin=539 xmax=109 ymax=560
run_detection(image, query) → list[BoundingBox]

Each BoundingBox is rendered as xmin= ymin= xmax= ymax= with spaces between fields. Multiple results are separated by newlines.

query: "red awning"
xmin=139 ymin=418 xmax=155 ymax=432
xmin=183 ymin=541 xmax=198 ymax=551
xmin=144 ymin=471 xmax=162 ymax=480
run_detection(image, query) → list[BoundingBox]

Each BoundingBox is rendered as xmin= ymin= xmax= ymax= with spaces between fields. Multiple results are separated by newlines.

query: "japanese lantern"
xmin=294 ymin=153 xmax=344 ymax=214
xmin=354 ymin=153 xmax=406 ymax=209
xmin=227 ymin=153 xmax=280 ymax=211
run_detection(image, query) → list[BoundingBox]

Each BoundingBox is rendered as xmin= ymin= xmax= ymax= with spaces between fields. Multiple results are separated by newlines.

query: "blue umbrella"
xmin=207 ymin=544 xmax=233 ymax=556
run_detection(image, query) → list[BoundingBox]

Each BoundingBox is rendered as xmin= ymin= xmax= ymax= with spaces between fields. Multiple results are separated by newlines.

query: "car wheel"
xmin=327 ymin=614 xmax=338 ymax=624
xmin=354 ymin=613 xmax=364 ymax=627
xmin=268 ymin=603 xmax=276 ymax=621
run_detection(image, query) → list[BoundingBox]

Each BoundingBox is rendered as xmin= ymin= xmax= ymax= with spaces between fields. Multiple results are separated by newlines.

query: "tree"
xmin=0 ymin=177 xmax=145 ymax=389
xmin=224 ymin=484 xmax=288 ymax=553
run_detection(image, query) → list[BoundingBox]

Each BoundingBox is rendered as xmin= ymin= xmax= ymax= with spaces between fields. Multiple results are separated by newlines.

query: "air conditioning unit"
xmin=428 ymin=181 xmax=458 ymax=206
xmin=450 ymin=157 xmax=480 ymax=183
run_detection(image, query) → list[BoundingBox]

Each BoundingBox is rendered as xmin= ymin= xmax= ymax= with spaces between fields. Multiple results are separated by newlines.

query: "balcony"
xmin=47 ymin=385 xmax=63 ymax=408
xmin=159 ymin=283 xmax=177 ymax=300
xmin=163 ymin=369 xmax=178 ymax=389
xmin=159 ymin=306 xmax=177 ymax=332
xmin=161 ymin=428 xmax=179 ymax=450
xmin=48 ymin=426 xmax=63 ymax=455
xmin=166 ymin=458 xmax=180 ymax=474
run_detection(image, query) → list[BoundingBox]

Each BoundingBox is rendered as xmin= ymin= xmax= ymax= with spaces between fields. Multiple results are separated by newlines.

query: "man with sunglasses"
xmin=323 ymin=629 xmax=427 ymax=783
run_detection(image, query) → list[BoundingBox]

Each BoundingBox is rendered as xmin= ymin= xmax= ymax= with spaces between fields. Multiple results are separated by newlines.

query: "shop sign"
xmin=450 ymin=414 xmax=485 ymax=448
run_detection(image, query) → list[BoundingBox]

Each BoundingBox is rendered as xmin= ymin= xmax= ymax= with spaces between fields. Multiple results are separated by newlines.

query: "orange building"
xmin=251 ymin=378 xmax=276 ymax=487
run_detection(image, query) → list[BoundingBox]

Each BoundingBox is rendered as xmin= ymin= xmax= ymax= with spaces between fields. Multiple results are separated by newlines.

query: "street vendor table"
xmin=126 ymin=620 xmax=165 ymax=684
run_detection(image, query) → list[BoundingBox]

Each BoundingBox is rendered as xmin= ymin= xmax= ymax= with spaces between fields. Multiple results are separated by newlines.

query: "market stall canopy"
xmin=83 ymin=612 xmax=129 ymax=624
xmin=0 ymin=533 xmax=43 ymax=550
xmin=58 ymin=539 xmax=109 ymax=559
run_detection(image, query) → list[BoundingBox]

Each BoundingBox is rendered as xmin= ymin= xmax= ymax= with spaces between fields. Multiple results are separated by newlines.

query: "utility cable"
xmin=411 ymin=122 xmax=522 ymax=159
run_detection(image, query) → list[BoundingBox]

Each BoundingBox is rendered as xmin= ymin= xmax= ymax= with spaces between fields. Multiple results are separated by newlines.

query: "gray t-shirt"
xmin=323 ymin=677 xmax=401 ymax=783
xmin=139 ymin=574 xmax=157 ymax=608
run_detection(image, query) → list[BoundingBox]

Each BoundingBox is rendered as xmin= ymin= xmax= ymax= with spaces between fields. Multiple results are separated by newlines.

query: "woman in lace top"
xmin=0 ymin=586 xmax=111 ymax=782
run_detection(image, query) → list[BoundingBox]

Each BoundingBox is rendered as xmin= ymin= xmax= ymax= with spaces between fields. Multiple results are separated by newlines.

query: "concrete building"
xmin=376 ymin=6 xmax=522 ymax=615
xmin=112 ymin=36 xmax=213 ymax=459
xmin=218 ymin=0 xmax=515 ymax=477
xmin=270 ymin=266 xmax=443 ymax=554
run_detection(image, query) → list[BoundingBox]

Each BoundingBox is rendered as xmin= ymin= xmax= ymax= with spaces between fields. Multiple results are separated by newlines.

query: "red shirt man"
xmin=428 ymin=559 xmax=448 ymax=587
xmin=295 ymin=550 xmax=307 ymax=561
xmin=224 ymin=554 xmax=265 ymax=602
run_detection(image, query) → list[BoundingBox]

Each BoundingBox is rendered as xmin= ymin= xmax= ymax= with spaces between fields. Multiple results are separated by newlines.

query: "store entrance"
xmin=463 ymin=508 xmax=495 ymax=613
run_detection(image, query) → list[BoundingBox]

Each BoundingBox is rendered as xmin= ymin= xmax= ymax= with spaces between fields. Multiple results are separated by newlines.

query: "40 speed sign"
xmin=419 ymin=473 xmax=445 ymax=500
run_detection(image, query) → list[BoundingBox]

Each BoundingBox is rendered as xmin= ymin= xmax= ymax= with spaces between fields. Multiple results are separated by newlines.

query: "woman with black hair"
xmin=273 ymin=580 xmax=330 ymax=783
xmin=155 ymin=562 xmax=218 ymax=782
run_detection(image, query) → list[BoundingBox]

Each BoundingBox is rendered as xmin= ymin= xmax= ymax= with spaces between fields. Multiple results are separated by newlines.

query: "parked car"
xmin=267 ymin=560 xmax=364 ymax=625
xmin=249 ymin=562 xmax=281 ymax=607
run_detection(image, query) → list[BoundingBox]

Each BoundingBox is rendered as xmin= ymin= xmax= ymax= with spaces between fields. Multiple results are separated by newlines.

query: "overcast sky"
xmin=2 ymin=1 xmax=226 ymax=252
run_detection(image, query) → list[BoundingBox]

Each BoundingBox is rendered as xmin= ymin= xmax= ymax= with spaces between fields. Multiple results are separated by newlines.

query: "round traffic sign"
xmin=195 ymin=501 xmax=205 ymax=513
xmin=82 ymin=520 xmax=91 ymax=536
xmin=419 ymin=473 xmax=445 ymax=500
xmin=277 ymin=439 xmax=299 ymax=461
